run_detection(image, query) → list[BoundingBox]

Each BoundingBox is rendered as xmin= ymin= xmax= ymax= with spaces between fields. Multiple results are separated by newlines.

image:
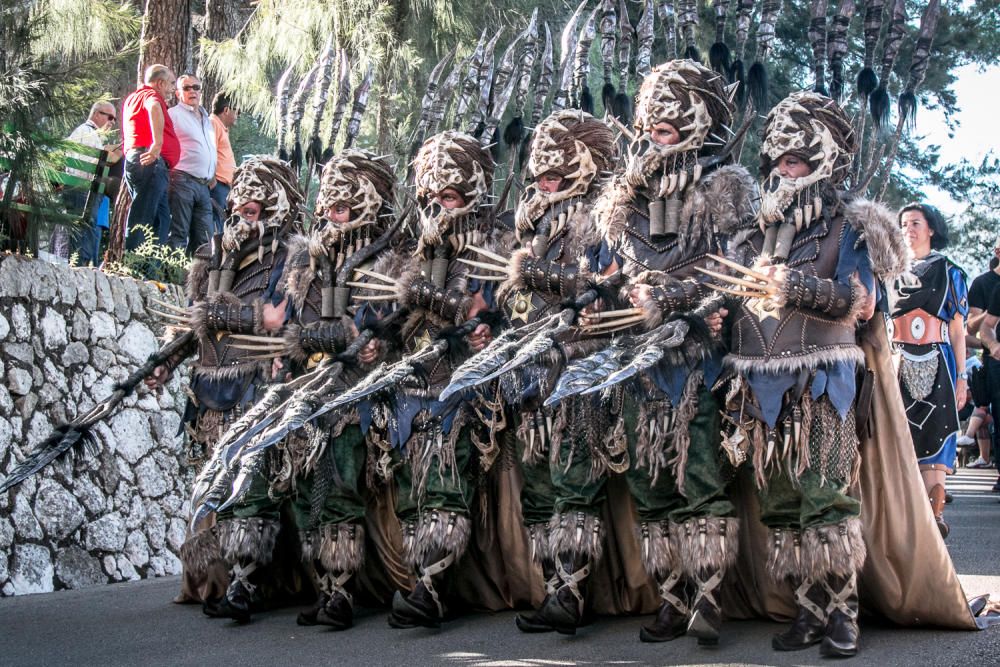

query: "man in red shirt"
xmin=121 ymin=64 xmax=179 ymax=247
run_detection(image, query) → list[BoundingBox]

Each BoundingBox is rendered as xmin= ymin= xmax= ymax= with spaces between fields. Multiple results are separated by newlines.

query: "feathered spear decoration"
xmin=614 ymin=0 xmax=634 ymax=124
xmin=826 ymin=0 xmax=856 ymax=102
xmin=678 ymin=0 xmax=700 ymax=62
xmin=343 ymin=64 xmax=374 ymax=149
xmin=574 ymin=5 xmax=600 ymax=112
xmin=322 ymin=49 xmax=351 ymax=162
xmin=710 ymin=0 xmax=733 ymax=75
xmin=306 ymin=36 xmax=336 ymax=174
xmin=657 ymin=0 xmax=678 ymax=59
xmin=532 ymin=24 xmax=555 ymax=126
xmin=871 ymin=0 xmax=906 ymax=132
xmin=275 ymin=59 xmax=299 ymax=160
xmin=507 ymin=9 xmax=540 ymax=149
xmin=730 ymin=0 xmax=755 ymax=106
xmin=635 ymin=0 xmax=655 ymax=78
xmin=287 ymin=61 xmax=320 ymax=173
xmin=552 ymin=0 xmax=590 ymax=112
xmin=748 ymin=0 xmax=782 ymax=112
xmin=599 ymin=0 xmax=618 ymax=115
xmin=807 ymin=0 xmax=829 ymax=95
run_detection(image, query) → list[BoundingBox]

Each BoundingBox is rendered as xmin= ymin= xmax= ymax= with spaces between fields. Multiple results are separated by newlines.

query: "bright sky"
xmin=912 ymin=63 xmax=1000 ymax=215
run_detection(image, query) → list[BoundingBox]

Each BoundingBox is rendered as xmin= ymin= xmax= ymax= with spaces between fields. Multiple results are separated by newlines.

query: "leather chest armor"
xmin=616 ymin=193 xmax=720 ymax=281
xmin=728 ymin=213 xmax=859 ymax=369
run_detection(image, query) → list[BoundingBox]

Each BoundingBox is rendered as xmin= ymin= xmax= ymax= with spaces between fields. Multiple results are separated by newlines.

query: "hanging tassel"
xmin=580 ymin=84 xmax=595 ymax=114
xmin=747 ymin=62 xmax=767 ymax=111
xmin=869 ymin=84 xmax=890 ymax=132
xmin=612 ymin=91 xmax=633 ymax=126
xmin=709 ymin=42 xmax=731 ymax=75
xmin=290 ymin=140 xmax=303 ymax=173
xmin=503 ymin=114 xmax=525 ymax=148
xmin=730 ymin=59 xmax=746 ymax=106
xmin=602 ymin=81 xmax=616 ymax=114
xmin=856 ymin=67 xmax=878 ymax=97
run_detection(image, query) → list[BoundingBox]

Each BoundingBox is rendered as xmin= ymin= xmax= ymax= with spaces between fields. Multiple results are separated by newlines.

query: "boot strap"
xmin=319 ymin=571 xmax=355 ymax=607
xmin=555 ymin=560 xmax=591 ymax=615
xmin=420 ymin=552 xmax=456 ymax=617
xmin=795 ymin=577 xmax=825 ymax=622
xmin=233 ymin=561 xmax=259 ymax=595
xmin=692 ymin=569 xmax=724 ymax=610
xmin=544 ymin=570 xmax=559 ymax=596
xmin=822 ymin=573 xmax=858 ymax=620
xmin=659 ymin=570 xmax=689 ymax=615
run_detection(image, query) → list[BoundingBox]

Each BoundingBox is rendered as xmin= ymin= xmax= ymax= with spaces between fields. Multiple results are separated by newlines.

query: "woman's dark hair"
xmin=899 ymin=202 xmax=949 ymax=250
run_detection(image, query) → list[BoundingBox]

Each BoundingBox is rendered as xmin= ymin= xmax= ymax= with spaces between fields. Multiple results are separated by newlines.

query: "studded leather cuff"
xmin=406 ymin=279 xmax=468 ymax=321
xmin=298 ymin=321 xmax=350 ymax=355
xmin=520 ymin=257 xmax=580 ymax=298
xmin=649 ymin=280 xmax=700 ymax=315
xmin=204 ymin=302 xmax=260 ymax=335
xmin=783 ymin=270 xmax=855 ymax=318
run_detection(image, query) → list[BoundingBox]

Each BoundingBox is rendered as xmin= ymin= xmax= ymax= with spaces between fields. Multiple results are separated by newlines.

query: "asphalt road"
xmin=2 ymin=468 xmax=999 ymax=667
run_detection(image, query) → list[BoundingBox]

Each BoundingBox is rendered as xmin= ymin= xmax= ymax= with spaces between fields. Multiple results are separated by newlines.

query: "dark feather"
xmin=503 ymin=114 xmax=525 ymax=148
xmin=857 ymin=67 xmax=878 ymax=97
xmin=898 ymin=91 xmax=918 ymax=130
xmin=580 ymin=85 xmax=594 ymax=114
xmin=601 ymin=82 xmax=616 ymax=115
xmin=490 ymin=127 xmax=502 ymax=161
xmin=612 ymin=91 xmax=633 ymax=126
xmin=869 ymin=84 xmax=891 ymax=131
xmin=279 ymin=147 xmax=289 ymax=162
xmin=0 ymin=425 xmax=98 ymax=492
xmin=291 ymin=140 xmax=303 ymax=173
xmin=472 ymin=120 xmax=487 ymax=140
xmin=747 ymin=62 xmax=768 ymax=112
xmin=709 ymin=43 xmax=732 ymax=76
xmin=517 ymin=130 xmax=532 ymax=170
xmin=730 ymin=59 xmax=746 ymax=106
xmin=306 ymin=136 xmax=323 ymax=167
xmin=685 ymin=45 xmax=701 ymax=63
xmin=320 ymin=146 xmax=335 ymax=164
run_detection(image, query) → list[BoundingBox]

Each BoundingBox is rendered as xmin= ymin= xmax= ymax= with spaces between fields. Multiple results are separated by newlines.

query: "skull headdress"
xmin=515 ymin=109 xmax=615 ymax=234
xmin=758 ymin=91 xmax=857 ymax=227
xmin=224 ymin=156 xmax=303 ymax=251
xmin=312 ymin=149 xmax=396 ymax=256
xmin=412 ymin=130 xmax=494 ymax=246
xmin=625 ymin=59 xmax=734 ymax=195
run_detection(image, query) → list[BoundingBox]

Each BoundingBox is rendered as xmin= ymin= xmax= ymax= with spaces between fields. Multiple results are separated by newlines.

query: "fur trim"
xmin=593 ymin=175 xmax=634 ymax=245
xmin=187 ymin=255 xmax=211 ymax=301
xmin=801 ymin=517 xmax=866 ymax=580
xmin=191 ymin=360 xmax=273 ymax=382
xmin=638 ymin=520 xmax=682 ymax=578
xmin=844 ymin=198 xmax=912 ymax=281
xmin=725 ymin=345 xmax=865 ymax=377
xmin=300 ymin=523 xmax=365 ymax=573
xmin=503 ymin=247 xmax=534 ymax=293
xmin=548 ymin=511 xmax=604 ymax=562
xmin=217 ymin=517 xmax=281 ymax=565
xmin=526 ymin=522 xmax=552 ymax=566
xmin=281 ymin=235 xmax=314 ymax=314
xmin=766 ymin=527 xmax=805 ymax=581
xmin=179 ymin=526 xmax=223 ymax=577
xmin=402 ymin=510 xmax=472 ymax=569
xmin=697 ymin=164 xmax=759 ymax=237
xmin=676 ymin=516 xmax=739 ymax=576
xmin=668 ymin=370 xmax=703 ymax=495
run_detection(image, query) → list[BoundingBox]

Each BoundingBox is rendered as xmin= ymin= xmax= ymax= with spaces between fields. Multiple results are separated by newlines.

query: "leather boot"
xmin=210 ymin=559 xmax=265 ymax=624
xmin=929 ymin=484 xmax=949 ymax=539
xmin=388 ymin=548 xmax=455 ymax=629
xmin=531 ymin=552 xmax=591 ymax=635
xmin=515 ymin=558 xmax=558 ymax=633
xmin=315 ymin=571 xmax=354 ymax=630
xmin=820 ymin=571 xmax=860 ymax=658
xmin=772 ymin=578 xmax=827 ymax=651
xmin=687 ymin=566 xmax=725 ymax=646
xmin=639 ymin=571 xmax=690 ymax=643
xmin=296 ymin=593 xmax=326 ymax=626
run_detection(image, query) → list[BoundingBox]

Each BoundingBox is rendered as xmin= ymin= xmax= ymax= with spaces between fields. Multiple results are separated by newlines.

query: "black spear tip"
xmin=869 ymin=84 xmax=891 ymax=131
xmin=685 ymin=45 xmax=702 ymax=63
xmin=857 ymin=67 xmax=878 ymax=97
xmin=747 ymin=61 xmax=768 ymax=112
xmin=709 ymin=42 xmax=732 ymax=76
xmin=612 ymin=91 xmax=634 ymax=126
xmin=730 ymin=59 xmax=747 ymax=106
xmin=602 ymin=82 xmax=616 ymax=115
xmin=580 ymin=85 xmax=595 ymax=115
xmin=503 ymin=114 xmax=524 ymax=148
xmin=898 ymin=91 xmax=918 ymax=130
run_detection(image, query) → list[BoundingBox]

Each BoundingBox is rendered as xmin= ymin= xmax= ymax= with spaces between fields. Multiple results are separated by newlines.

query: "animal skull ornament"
xmin=224 ymin=156 xmax=300 ymax=252
xmin=314 ymin=150 xmax=388 ymax=233
xmin=413 ymin=131 xmax=492 ymax=245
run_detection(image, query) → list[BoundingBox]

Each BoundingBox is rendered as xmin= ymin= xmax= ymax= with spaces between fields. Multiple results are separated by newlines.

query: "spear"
xmin=635 ymin=0 xmax=655 ymax=79
xmin=614 ymin=0 xmax=634 ymax=124
xmin=485 ymin=34 xmax=524 ymax=148
xmin=656 ymin=0 xmax=677 ymax=60
xmin=322 ymin=49 xmax=351 ymax=162
xmin=807 ymin=0 xmax=829 ymax=94
xmin=343 ymin=64 xmax=374 ymax=149
xmin=531 ymin=24 xmax=555 ymax=125
xmin=574 ymin=5 xmax=600 ymax=112
xmin=852 ymin=0 xmax=885 ymax=181
xmin=826 ymin=0 xmax=857 ymax=103
xmin=748 ymin=0 xmax=782 ymax=112
xmin=275 ymin=58 xmax=300 ymax=160
xmin=412 ymin=47 xmax=457 ymax=156
xmin=454 ymin=29 xmax=490 ymax=130
xmin=552 ymin=0 xmax=589 ymax=112
xmin=469 ymin=31 xmax=504 ymax=138
xmin=730 ymin=0 xmax=755 ymax=106
xmin=507 ymin=10 xmax=540 ymax=149
xmin=431 ymin=52 xmax=466 ymax=137
xmin=678 ymin=0 xmax=700 ymax=61
xmin=599 ymin=0 xmax=618 ymax=114
xmin=709 ymin=0 xmax=733 ymax=75
xmin=870 ymin=0 xmax=906 ymax=132
xmin=287 ymin=61 xmax=320 ymax=173
xmin=304 ymin=36 xmax=337 ymax=193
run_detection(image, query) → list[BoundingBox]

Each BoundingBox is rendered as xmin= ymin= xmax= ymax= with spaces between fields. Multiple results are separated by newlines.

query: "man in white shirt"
xmin=166 ymin=74 xmax=217 ymax=254
xmin=52 ymin=101 xmax=122 ymax=265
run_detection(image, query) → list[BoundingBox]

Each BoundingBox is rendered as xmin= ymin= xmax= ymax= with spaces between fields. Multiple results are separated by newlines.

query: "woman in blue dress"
xmin=889 ymin=203 xmax=968 ymax=538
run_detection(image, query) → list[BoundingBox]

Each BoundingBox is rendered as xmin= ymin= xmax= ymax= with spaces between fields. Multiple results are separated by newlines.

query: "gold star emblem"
xmin=749 ymin=297 xmax=781 ymax=322
xmin=414 ymin=329 xmax=433 ymax=351
xmin=508 ymin=291 xmax=536 ymax=324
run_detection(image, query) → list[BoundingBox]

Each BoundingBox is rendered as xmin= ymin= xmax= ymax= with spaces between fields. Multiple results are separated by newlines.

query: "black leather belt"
xmin=175 ymin=170 xmax=211 ymax=186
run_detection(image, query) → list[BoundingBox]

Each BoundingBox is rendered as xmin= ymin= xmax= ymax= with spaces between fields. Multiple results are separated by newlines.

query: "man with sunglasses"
xmin=166 ymin=74 xmax=217 ymax=255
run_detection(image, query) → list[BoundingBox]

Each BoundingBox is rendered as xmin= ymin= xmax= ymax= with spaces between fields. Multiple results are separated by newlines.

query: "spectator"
xmin=974 ymin=248 xmax=1000 ymax=492
xmin=65 ymin=101 xmax=123 ymax=266
xmin=209 ymin=91 xmax=238 ymax=236
xmin=166 ymin=74 xmax=216 ymax=254
xmin=121 ymin=64 xmax=179 ymax=247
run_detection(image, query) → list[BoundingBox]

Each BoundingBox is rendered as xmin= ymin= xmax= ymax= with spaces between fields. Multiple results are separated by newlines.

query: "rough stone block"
xmin=125 ymin=531 xmax=150 ymax=568
xmin=74 ymin=476 xmax=107 ymax=514
xmin=85 ymin=513 xmax=126 ymax=552
xmin=136 ymin=457 xmax=168 ymax=498
xmin=89 ymin=311 xmax=118 ymax=342
xmin=35 ymin=479 xmax=86 ymax=541
xmin=7 ymin=367 xmax=32 ymax=396
xmin=144 ymin=503 xmax=167 ymax=551
xmin=94 ymin=271 xmax=116 ymax=312
xmin=40 ymin=308 xmax=68 ymax=348
xmin=55 ymin=546 xmax=104 ymax=589
xmin=108 ymin=409 xmax=152 ymax=464
xmin=12 ymin=492 xmax=43 ymax=540
xmin=61 ymin=341 xmax=89 ymax=366
xmin=166 ymin=517 xmax=187 ymax=552
xmin=10 ymin=303 xmax=30 ymax=340
xmin=10 ymin=544 xmax=54 ymax=594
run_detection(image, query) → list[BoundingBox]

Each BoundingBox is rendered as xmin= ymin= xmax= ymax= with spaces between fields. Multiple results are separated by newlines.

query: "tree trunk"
xmin=198 ymin=0 xmax=253 ymax=103
xmin=136 ymin=0 xmax=192 ymax=84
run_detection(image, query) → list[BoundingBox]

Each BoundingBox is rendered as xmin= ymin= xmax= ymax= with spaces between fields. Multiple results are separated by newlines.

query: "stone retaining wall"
xmin=0 ymin=255 xmax=191 ymax=595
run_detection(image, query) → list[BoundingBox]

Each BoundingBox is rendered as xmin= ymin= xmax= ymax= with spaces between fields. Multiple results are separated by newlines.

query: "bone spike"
xmin=581 ymin=314 xmax=647 ymax=331
xmin=814 ymin=196 xmax=823 ymax=217
xmin=794 ymin=207 xmax=804 ymax=231
xmin=456 ymin=257 xmax=512 ymax=272
xmin=150 ymin=299 xmax=188 ymax=314
xmin=705 ymin=254 xmax=774 ymax=283
xmin=345 ymin=281 xmax=398 ymax=292
xmin=467 ymin=274 xmax=507 ymax=281
xmin=694 ymin=266 xmax=774 ymax=292
xmin=678 ymin=169 xmax=688 ymax=192
xmin=704 ymin=282 xmax=774 ymax=299
xmin=666 ymin=172 xmax=678 ymax=197
xmin=803 ymin=203 xmax=813 ymax=227
xmin=467 ymin=244 xmax=510 ymax=264
xmin=228 ymin=334 xmax=285 ymax=343
xmin=351 ymin=294 xmax=398 ymax=301
xmin=228 ymin=343 xmax=288 ymax=352
xmin=588 ymin=307 xmax=645 ymax=319
xmin=693 ymin=163 xmax=703 ymax=183
xmin=243 ymin=353 xmax=284 ymax=361
xmin=147 ymin=309 xmax=192 ymax=324
xmin=353 ymin=268 xmax=398 ymax=284
xmin=677 ymin=123 xmax=697 ymax=132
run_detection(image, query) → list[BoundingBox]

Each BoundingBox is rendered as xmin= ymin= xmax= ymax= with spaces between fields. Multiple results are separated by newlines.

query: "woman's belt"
xmin=890 ymin=308 xmax=948 ymax=346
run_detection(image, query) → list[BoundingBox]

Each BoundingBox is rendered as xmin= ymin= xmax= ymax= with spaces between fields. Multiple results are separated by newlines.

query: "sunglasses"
xmin=99 ymin=110 xmax=116 ymax=121
xmin=182 ymin=84 xmax=202 ymax=92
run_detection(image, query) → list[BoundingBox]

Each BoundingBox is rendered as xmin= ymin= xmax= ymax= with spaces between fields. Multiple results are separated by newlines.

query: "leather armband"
xmin=783 ymin=270 xmax=855 ymax=318
xmin=298 ymin=321 xmax=350 ymax=355
xmin=519 ymin=256 xmax=581 ymax=298
xmin=162 ymin=336 xmax=197 ymax=373
xmin=649 ymin=280 xmax=701 ymax=315
xmin=405 ymin=279 xmax=470 ymax=321
xmin=204 ymin=301 xmax=261 ymax=335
